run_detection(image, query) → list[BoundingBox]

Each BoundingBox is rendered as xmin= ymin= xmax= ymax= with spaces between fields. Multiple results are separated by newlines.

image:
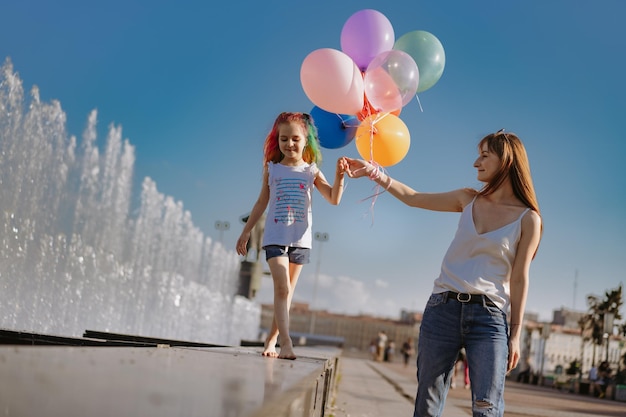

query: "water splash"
xmin=0 ymin=58 xmax=259 ymax=345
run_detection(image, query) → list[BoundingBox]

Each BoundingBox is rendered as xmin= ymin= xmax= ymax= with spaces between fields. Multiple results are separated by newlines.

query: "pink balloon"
xmin=340 ymin=9 xmax=395 ymax=71
xmin=300 ymin=48 xmax=365 ymax=115
xmin=364 ymin=50 xmax=419 ymax=113
xmin=364 ymin=66 xmax=402 ymax=113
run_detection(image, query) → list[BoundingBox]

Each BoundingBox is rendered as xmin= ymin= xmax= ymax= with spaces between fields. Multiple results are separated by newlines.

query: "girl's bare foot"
xmin=278 ymin=349 xmax=296 ymax=360
xmin=262 ymin=337 xmax=279 ymax=358
xmin=278 ymin=339 xmax=296 ymax=360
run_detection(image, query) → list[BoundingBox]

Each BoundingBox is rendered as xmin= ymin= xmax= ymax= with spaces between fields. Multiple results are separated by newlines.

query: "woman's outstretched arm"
xmin=343 ymin=157 xmax=476 ymax=212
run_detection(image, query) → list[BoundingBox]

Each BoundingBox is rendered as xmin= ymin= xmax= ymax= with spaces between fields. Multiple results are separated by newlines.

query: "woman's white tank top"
xmin=432 ymin=198 xmax=529 ymax=312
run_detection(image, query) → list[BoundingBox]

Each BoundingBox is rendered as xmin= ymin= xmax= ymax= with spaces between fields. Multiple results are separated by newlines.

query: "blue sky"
xmin=1 ymin=0 xmax=625 ymax=321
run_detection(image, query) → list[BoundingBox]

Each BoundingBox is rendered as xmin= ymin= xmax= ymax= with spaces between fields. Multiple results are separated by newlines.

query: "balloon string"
xmin=415 ymin=94 xmax=424 ymax=112
xmin=371 ymin=111 xmax=391 ymax=125
xmin=368 ymin=115 xmax=375 ymax=162
xmin=353 ymin=100 xmax=394 ymax=225
xmin=354 ymin=159 xmax=389 ymax=227
xmin=355 ymin=112 xmax=393 ymax=225
xmin=335 ymin=112 xmax=345 ymax=127
xmin=366 ymin=111 xmax=391 ymax=162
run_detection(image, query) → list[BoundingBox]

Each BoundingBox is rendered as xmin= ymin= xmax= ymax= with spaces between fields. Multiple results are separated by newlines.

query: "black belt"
xmin=444 ymin=291 xmax=496 ymax=307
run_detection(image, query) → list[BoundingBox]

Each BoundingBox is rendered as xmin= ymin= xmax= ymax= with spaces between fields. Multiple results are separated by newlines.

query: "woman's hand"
xmin=342 ymin=157 xmax=375 ymax=179
xmin=507 ymin=337 xmax=521 ymax=373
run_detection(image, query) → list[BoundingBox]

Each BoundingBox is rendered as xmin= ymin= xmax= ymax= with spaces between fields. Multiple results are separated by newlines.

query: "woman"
xmin=343 ymin=129 xmax=542 ymax=416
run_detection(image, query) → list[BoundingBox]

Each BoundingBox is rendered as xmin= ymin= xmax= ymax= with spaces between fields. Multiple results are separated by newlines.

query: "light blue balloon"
xmin=394 ymin=30 xmax=445 ymax=93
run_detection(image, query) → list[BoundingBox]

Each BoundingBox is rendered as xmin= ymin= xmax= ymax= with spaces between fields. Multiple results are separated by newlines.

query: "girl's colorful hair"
xmin=263 ymin=112 xmax=323 ymax=165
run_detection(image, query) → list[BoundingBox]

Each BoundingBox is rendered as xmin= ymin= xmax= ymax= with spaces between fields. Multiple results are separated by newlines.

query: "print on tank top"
xmin=274 ymin=178 xmax=307 ymax=226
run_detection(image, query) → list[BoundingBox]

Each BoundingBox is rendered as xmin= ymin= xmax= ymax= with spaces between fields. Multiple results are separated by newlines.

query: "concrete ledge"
xmin=0 ymin=344 xmax=339 ymax=417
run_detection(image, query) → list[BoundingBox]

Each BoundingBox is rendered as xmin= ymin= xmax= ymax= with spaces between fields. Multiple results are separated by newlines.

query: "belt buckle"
xmin=456 ymin=293 xmax=471 ymax=303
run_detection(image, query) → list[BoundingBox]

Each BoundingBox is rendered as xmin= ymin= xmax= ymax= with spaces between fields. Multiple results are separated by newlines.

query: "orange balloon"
xmin=355 ymin=113 xmax=410 ymax=167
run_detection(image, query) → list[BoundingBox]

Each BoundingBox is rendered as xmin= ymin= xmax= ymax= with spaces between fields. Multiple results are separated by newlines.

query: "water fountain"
xmin=0 ymin=58 xmax=260 ymax=346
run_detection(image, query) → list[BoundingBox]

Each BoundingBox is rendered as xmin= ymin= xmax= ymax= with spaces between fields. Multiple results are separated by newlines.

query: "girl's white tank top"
xmin=262 ymin=162 xmax=317 ymax=249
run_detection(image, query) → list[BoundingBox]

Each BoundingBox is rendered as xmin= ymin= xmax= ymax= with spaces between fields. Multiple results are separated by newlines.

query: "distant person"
xmin=343 ymin=130 xmax=542 ymax=416
xmin=401 ymin=338 xmax=414 ymax=367
xmin=369 ymin=339 xmax=378 ymax=361
xmin=452 ymin=348 xmax=470 ymax=389
xmin=594 ymin=360 xmax=612 ymax=398
xmin=615 ymin=354 xmax=626 ymax=385
xmin=236 ymin=112 xmax=346 ymax=360
xmin=376 ymin=330 xmax=388 ymax=362
xmin=589 ymin=363 xmax=599 ymax=394
xmin=385 ymin=340 xmax=396 ymax=362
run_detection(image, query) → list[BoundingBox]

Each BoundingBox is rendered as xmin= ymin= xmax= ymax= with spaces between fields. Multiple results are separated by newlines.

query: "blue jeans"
xmin=413 ymin=292 xmax=509 ymax=417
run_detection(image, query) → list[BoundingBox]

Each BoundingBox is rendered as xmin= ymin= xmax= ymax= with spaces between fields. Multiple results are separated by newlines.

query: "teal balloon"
xmin=394 ymin=30 xmax=445 ymax=93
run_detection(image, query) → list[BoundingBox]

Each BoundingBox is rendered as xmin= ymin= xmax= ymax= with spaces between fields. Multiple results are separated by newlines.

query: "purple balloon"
xmin=340 ymin=9 xmax=395 ymax=71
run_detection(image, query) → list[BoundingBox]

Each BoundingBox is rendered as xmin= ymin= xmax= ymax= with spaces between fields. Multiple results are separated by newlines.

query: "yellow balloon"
xmin=355 ymin=113 xmax=410 ymax=167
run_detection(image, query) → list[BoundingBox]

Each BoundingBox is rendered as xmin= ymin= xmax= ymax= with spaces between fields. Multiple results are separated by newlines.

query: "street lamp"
xmin=214 ymin=220 xmax=230 ymax=244
xmin=309 ymin=231 xmax=329 ymax=335
xmin=603 ymin=312 xmax=615 ymax=362
xmin=539 ymin=322 xmax=551 ymax=386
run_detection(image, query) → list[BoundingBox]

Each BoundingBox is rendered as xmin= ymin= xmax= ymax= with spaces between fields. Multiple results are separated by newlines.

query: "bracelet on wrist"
xmin=368 ymin=165 xmax=381 ymax=180
xmin=385 ymin=176 xmax=393 ymax=191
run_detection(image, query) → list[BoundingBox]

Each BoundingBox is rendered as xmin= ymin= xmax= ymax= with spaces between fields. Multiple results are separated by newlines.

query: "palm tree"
xmin=585 ymin=284 xmax=623 ymax=365
xmin=578 ymin=314 xmax=593 ymax=377
xmin=601 ymin=285 xmax=623 ymax=322
xmin=585 ymin=294 xmax=604 ymax=365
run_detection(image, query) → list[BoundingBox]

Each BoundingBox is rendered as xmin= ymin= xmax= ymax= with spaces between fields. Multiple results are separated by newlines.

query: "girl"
xmin=343 ymin=130 xmax=542 ymax=416
xmin=236 ymin=112 xmax=347 ymax=360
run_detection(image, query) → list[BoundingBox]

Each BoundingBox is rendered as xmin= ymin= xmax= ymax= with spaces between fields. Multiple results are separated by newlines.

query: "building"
xmin=259 ymin=303 xmax=419 ymax=354
xmin=552 ymin=307 xmax=585 ymax=329
xmin=258 ymin=303 xmax=625 ymax=381
xmin=518 ymin=308 xmax=625 ymax=383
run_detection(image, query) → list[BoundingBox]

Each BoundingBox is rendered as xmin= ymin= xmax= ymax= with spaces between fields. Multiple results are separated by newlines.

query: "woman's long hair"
xmin=479 ymin=130 xmax=542 ymax=257
xmin=478 ymin=130 xmax=540 ymax=215
xmin=263 ymin=112 xmax=322 ymax=165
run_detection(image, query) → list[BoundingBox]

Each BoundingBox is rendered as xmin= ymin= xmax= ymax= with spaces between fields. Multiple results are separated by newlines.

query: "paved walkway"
xmin=329 ymin=356 xmax=467 ymax=417
xmin=331 ymin=355 xmax=626 ymax=417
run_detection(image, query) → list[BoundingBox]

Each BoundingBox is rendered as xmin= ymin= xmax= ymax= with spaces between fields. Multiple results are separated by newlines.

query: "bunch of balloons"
xmin=300 ymin=9 xmax=445 ymax=167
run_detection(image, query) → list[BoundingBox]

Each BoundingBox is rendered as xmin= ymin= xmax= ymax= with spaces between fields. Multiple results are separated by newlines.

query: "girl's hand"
xmin=337 ymin=157 xmax=349 ymax=175
xmin=343 ymin=157 xmax=375 ymax=178
xmin=236 ymin=233 xmax=249 ymax=256
xmin=336 ymin=157 xmax=345 ymax=175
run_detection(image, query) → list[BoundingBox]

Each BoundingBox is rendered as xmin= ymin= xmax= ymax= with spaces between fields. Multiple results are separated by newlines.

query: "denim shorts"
xmin=263 ymin=245 xmax=310 ymax=264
